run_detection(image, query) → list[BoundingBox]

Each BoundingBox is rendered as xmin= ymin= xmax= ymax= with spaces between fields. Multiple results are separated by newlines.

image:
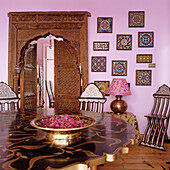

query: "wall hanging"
xmin=97 ymin=17 xmax=113 ymax=33
xmin=93 ymin=41 xmax=109 ymax=51
xmin=129 ymin=11 xmax=145 ymax=27
xmin=136 ymin=54 xmax=152 ymax=63
xmin=138 ymin=32 xmax=154 ymax=47
xmin=91 ymin=56 xmax=106 ymax=72
xmin=117 ymin=34 xmax=132 ymax=50
xmin=112 ymin=60 xmax=127 ymax=76
xmin=136 ymin=70 xmax=152 ymax=86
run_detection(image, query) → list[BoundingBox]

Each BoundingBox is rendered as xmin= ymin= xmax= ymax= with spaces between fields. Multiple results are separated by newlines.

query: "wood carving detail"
xmin=11 ymin=13 xmax=86 ymax=23
xmin=71 ymin=40 xmax=80 ymax=60
xmin=57 ymin=99 xmax=79 ymax=113
xmin=154 ymin=84 xmax=170 ymax=96
xmin=8 ymin=11 xmax=90 ymax=110
xmin=54 ymin=40 xmax=81 ymax=112
xmin=15 ymin=23 xmax=82 ymax=30
xmin=0 ymin=82 xmax=19 ymax=111
xmin=63 ymin=14 xmax=84 ymax=21
xmin=0 ymin=82 xmax=17 ymax=99
xmin=12 ymin=14 xmax=37 ymax=22
xmin=57 ymin=69 xmax=80 ymax=95
xmin=38 ymin=14 xmax=62 ymax=22
xmin=24 ymin=97 xmax=35 ymax=110
xmin=80 ymin=83 xmax=104 ymax=98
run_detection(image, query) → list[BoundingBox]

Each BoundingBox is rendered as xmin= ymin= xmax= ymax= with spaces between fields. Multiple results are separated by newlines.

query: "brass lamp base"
xmin=110 ymin=95 xmax=127 ymax=114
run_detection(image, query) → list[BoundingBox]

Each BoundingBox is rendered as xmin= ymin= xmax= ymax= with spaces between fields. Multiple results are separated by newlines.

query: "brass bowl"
xmin=30 ymin=115 xmax=96 ymax=147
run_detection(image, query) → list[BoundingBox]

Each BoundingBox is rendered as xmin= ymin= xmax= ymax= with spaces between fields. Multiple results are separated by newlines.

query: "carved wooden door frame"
xmin=8 ymin=11 xmax=91 ymax=96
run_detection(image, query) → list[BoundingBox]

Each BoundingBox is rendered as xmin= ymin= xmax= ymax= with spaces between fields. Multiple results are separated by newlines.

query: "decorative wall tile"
xmin=138 ymin=32 xmax=154 ymax=47
xmin=112 ymin=60 xmax=127 ymax=76
xmin=117 ymin=34 xmax=132 ymax=50
xmin=136 ymin=70 xmax=152 ymax=86
xmin=136 ymin=54 xmax=152 ymax=63
xmin=148 ymin=63 xmax=156 ymax=68
xmin=93 ymin=41 xmax=109 ymax=51
xmin=94 ymin=81 xmax=110 ymax=96
xmin=129 ymin=11 xmax=145 ymax=27
xmin=97 ymin=17 xmax=113 ymax=33
xmin=91 ymin=56 xmax=106 ymax=72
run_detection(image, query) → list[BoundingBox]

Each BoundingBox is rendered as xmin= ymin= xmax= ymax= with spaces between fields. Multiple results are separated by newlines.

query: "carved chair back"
xmin=0 ymin=82 xmax=20 ymax=111
xmin=151 ymin=84 xmax=170 ymax=117
xmin=141 ymin=84 xmax=170 ymax=150
xmin=45 ymin=80 xmax=54 ymax=108
xmin=78 ymin=83 xmax=107 ymax=113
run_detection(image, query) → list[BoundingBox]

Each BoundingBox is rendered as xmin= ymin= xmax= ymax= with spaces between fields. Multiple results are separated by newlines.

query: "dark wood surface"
xmin=0 ymin=109 xmax=136 ymax=170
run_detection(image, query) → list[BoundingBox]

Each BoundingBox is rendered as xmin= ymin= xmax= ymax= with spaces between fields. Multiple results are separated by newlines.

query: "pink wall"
xmin=0 ymin=0 xmax=170 ymax=135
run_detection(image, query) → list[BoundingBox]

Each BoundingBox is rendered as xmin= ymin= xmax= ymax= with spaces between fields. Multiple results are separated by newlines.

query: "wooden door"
xmin=20 ymin=44 xmax=37 ymax=110
xmin=54 ymin=40 xmax=81 ymax=114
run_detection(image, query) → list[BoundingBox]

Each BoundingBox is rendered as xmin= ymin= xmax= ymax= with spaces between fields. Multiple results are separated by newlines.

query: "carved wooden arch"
xmin=19 ymin=32 xmax=71 ymax=67
xmin=8 ymin=11 xmax=91 ymax=95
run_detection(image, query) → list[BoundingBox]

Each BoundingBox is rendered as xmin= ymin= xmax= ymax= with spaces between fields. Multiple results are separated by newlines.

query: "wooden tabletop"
xmin=0 ymin=109 xmax=136 ymax=170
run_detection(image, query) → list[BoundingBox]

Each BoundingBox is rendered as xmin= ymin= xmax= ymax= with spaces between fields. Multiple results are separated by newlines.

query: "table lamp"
xmin=107 ymin=78 xmax=131 ymax=114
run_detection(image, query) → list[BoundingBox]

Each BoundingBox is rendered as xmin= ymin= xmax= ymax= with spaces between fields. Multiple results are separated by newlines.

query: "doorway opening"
xmin=35 ymin=35 xmax=64 ymax=108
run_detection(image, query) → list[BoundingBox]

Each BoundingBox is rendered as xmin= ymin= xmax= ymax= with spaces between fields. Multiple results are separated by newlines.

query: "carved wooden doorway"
xmin=8 ymin=11 xmax=90 ymax=111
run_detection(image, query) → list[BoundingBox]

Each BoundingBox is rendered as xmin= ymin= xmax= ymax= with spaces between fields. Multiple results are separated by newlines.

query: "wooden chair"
xmin=0 ymin=82 xmax=20 ymax=111
xmin=141 ymin=84 xmax=170 ymax=150
xmin=45 ymin=80 xmax=54 ymax=108
xmin=78 ymin=82 xmax=107 ymax=113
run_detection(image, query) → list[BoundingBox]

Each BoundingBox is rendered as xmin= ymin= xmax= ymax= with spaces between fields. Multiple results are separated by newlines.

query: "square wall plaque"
xmin=91 ymin=56 xmax=106 ymax=72
xmin=129 ymin=11 xmax=145 ymax=27
xmin=138 ymin=32 xmax=154 ymax=47
xmin=112 ymin=60 xmax=127 ymax=76
xmin=97 ymin=17 xmax=113 ymax=33
xmin=93 ymin=41 xmax=109 ymax=51
xmin=117 ymin=34 xmax=132 ymax=50
xmin=136 ymin=70 xmax=152 ymax=86
xmin=94 ymin=81 xmax=110 ymax=96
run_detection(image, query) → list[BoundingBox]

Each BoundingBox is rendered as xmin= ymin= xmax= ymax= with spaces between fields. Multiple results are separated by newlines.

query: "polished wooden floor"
xmin=98 ymin=136 xmax=170 ymax=170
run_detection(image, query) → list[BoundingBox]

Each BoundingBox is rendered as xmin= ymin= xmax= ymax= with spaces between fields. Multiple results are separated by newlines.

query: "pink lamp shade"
xmin=107 ymin=78 xmax=131 ymax=96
